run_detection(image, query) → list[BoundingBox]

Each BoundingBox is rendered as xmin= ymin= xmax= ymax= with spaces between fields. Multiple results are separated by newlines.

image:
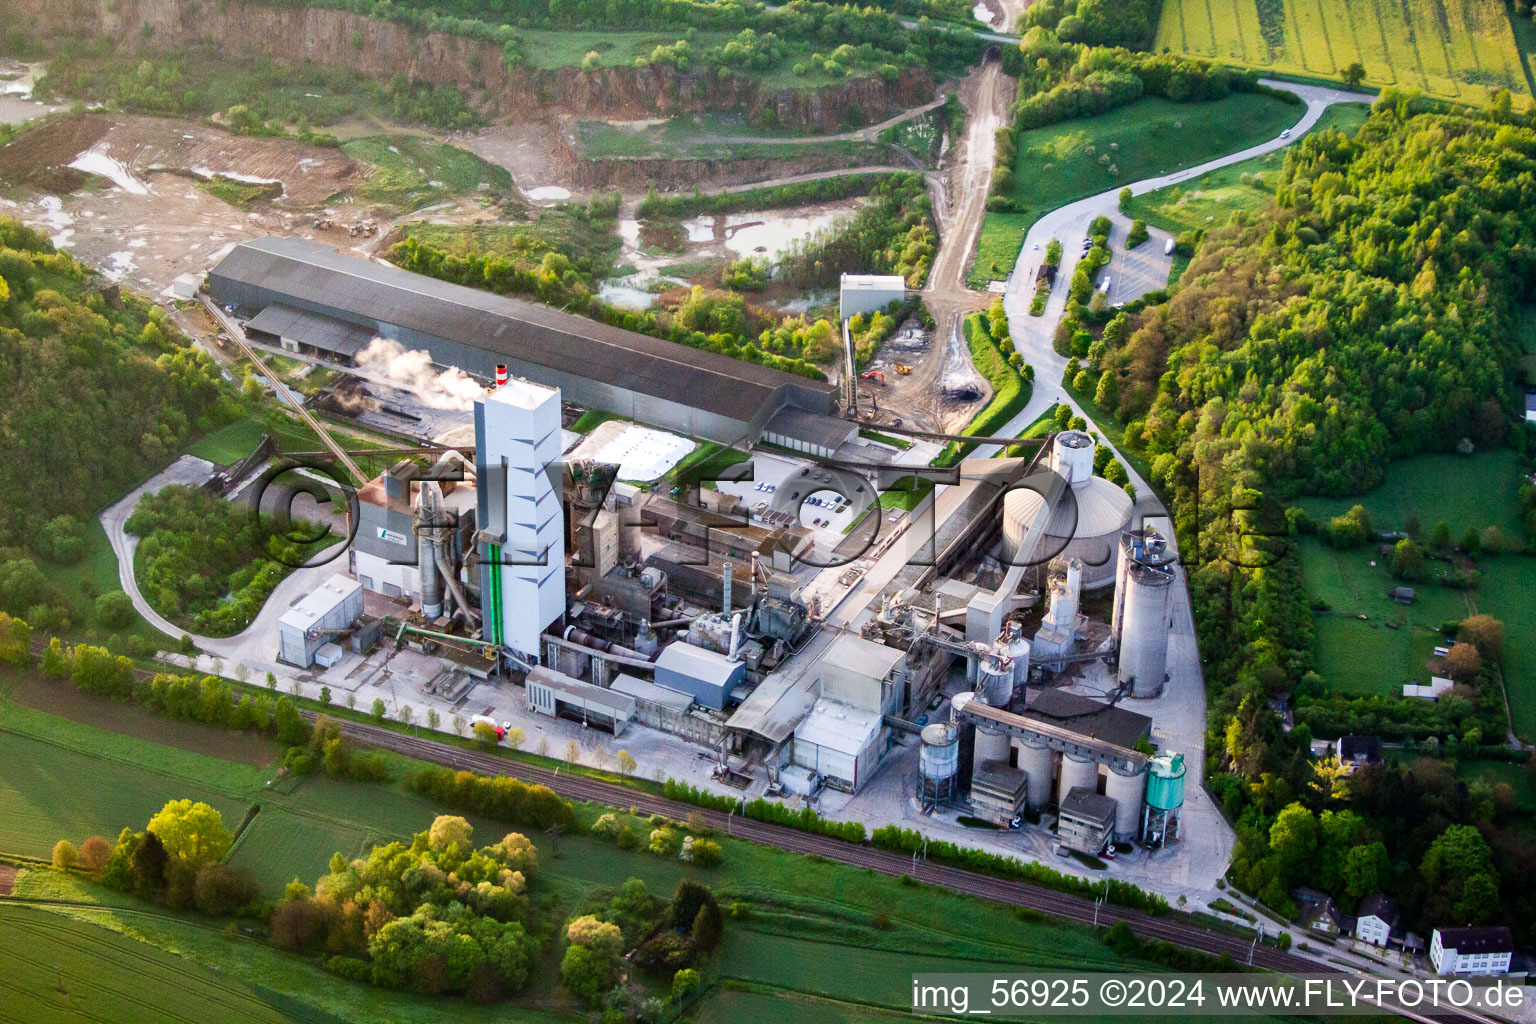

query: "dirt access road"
xmin=861 ymin=52 xmax=1009 ymax=432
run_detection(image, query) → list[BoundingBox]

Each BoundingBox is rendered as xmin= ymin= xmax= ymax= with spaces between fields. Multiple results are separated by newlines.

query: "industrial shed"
xmin=525 ymin=667 xmax=635 ymax=735
xmin=210 ymin=237 xmax=837 ymax=444
xmin=653 ymin=641 xmax=745 ymax=711
xmin=277 ymin=575 xmax=364 ymax=668
xmin=792 ymin=698 xmax=884 ymax=792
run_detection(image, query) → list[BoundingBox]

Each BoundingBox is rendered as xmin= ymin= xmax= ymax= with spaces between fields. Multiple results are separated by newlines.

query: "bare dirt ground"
xmin=0 ymin=60 xmax=64 ymax=126
xmin=857 ymin=56 xmax=1011 ymax=433
xmin=0 ymin=864 xmax=15 ymax=896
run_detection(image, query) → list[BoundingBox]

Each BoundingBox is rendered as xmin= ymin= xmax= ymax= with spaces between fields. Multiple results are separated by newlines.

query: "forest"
xmin=1019 ymin=0 xmax=1164 ymax=49
xmin=1090 ymin=96 xmax=1536 ymax=940
xmin=278 ymin=0 xmax=982 ymax=79
xmin=125 ymin=485 xmax=331 ymax=637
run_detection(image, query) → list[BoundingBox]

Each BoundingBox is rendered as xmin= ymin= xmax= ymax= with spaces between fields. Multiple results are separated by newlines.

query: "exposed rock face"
xmin=11 ymin=0 xmax=935 ymax=131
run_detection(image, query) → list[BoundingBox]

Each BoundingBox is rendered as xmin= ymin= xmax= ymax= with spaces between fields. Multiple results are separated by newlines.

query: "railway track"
xmin=20 ymin=645 xmax=1486 ymax=1021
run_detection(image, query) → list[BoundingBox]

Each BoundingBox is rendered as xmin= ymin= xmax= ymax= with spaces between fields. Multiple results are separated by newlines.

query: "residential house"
xmin=1293 ymin=888 xmax=1354 ymax=937
xmin=1354 ymin=894 xmax=1400 ymax=947
xmin=1430 ymin=926 xmax=1514 ymax=975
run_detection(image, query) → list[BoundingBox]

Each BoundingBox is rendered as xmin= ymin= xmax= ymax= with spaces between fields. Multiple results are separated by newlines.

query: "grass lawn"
xmin=968 ymin=212 xmax=1031 ymax=287
xmin=1297 ymin=537 xmax=1474 ymax=695
xmin=1520 ymin=304 xmax=1536 ymax=383
xmin=1457 ymin=759 xmax=1536 ymax=814
xmin=1123 ymin=103 xmax=1370 ymax=239
xmin=1298 ymin=450 xmax=1536 ymax=735
xmin=0 ymin=904 xmax=303 ymax=1024
xmin=1152 ymin=0 xmax=1533 ymax=104
xmin=341 ymin=136 xmax=512 ymax=212
xmin=877 ymin=476 xmax=935 ymax=511
xmin=994 ymin=403 xmax=1059 ymax=457
xmin=970 ymin=92 xmax=1301 ymax=285
xmin=1301 ymin=450 xmax=1529 ymax=542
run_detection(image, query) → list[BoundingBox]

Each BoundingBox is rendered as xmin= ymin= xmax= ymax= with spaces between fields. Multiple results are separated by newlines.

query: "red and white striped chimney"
xmin=494 ymin=364 xmax=509 ymax=388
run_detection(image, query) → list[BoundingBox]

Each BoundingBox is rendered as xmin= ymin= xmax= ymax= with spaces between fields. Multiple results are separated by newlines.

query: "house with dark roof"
xmin=1339 ymin=735 xmax=1383 ymax=772
xmin=1431 ymin=926 xmax=1514 ymax=975
xmin=1293 ymin=887 xmax=1353 ymax=936
xmin=1354 ymin=894 xmax=1400 ymax=947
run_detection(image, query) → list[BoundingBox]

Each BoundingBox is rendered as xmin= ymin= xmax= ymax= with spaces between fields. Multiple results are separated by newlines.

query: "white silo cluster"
xmin=999 ymin=430 xmax=1133 ymax=588
xmin=1112 ymin=527 xmax=1177 ymax=698
xmin=918 ymin=721 xmax=960 ymax=808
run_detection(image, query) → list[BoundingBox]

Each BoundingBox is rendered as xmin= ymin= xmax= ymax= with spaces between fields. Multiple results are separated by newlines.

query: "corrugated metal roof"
xmin=245 ymin=302 xmax=378 ymax=357
xmin=277 ymin=574 xmax=361 ymax=631
xmin=611 ymin=673 xmax=695 ymax=712
xmin=213 ymin=237 xmax=834 ymax=421
xmin=527 ymin=666 xmax=636 ymax=718
xmin=822 ymin=634 xmax=905 ymax=681
xmin=765 ymin=406 xmax=858 ymax=451
xmin=654 ymin=641 xmax=741 ymax=687
xmin=793 ymin=697 xmax=881 ymax=755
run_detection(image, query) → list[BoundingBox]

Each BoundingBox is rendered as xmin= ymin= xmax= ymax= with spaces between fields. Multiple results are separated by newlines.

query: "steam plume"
xmin=355 ymin=338 xmax=485 ymax=411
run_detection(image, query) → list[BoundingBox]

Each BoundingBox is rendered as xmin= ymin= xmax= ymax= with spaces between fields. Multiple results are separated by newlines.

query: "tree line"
xmin=1087 ymin=96 xmax=1536 ymax=941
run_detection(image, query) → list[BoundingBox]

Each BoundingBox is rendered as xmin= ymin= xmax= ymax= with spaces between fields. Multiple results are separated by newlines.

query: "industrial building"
xmin=838 ymin=273 xmax=907 ymax=320
xmin=475 ymin=376 xmax=566 ymax=663
xmin=1000 ymin=430 xmax=1132 ymax=589
xmin=791 ymin=698 xmax=885 ymax=793
xmin=277 ymin=574 xmax=364 ymax=668
xmin=525 ymin=665 xmax=636 ymax=735
xmin=351 ymin=454 xmax=478 ymax=612
xmin=210 ymin=237 xmax=839 ymax=445
xmin=1057 ymin=788 xmax=1118 ymax=854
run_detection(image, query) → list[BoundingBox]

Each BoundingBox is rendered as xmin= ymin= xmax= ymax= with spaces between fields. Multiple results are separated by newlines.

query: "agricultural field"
xmin=972 ymin=92 xmax=1300 ymax=284
xmin=1152 ymin=0 xmax=1535 ymax=104
xmin=0 ymin=694 xmax=1201 ymax=1024
xmin=340 ymin=136 xmax=513 ymax=212
xmin=0 ymin=905 xmax=302 ymax=1024
xmin=1297 ymin=451 xmax=1536 ymax=737
xmin=1123 ymin=102 xmax=1370 ymax=239
xmin=0 ymin=726 xmax=251 ymax=860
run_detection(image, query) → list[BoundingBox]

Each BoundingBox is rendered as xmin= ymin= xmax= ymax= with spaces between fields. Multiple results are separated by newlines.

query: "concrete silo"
xmin=1113 ymin=528 xmax=1177 ymax=698
xmin=1104 ymin=765 xmax=1146 ymax=841
xmin=1058 ymin=752 xmax=1099 ymax=803
xmin=1000 ymin=431 xmax=1133 ymax=588
xmin=1017 ymin=735 xmax=1056 ymax=810
xmin=919 ymin=723 xmax=960 ymax=809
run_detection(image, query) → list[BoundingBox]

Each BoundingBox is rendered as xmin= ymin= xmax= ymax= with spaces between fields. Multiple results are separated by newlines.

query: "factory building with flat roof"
xmin=209 ymin=237 xmax=838 ymax=445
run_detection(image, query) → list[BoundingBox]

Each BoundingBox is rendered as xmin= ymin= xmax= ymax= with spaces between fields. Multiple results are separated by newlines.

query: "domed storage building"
xmin=1000 ymin=430 xmax=1132 ymax=588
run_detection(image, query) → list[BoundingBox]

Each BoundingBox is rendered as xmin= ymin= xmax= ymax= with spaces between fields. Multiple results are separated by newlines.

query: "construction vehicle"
xmin=894 ymin=363 xmax=913 ymax=375
xmin=860 ymin=370 xmax=886 ymax=386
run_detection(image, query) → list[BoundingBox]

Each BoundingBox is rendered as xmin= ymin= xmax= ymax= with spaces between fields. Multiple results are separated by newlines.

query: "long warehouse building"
xmin=208 ymin=237 xmax=839 ymax=444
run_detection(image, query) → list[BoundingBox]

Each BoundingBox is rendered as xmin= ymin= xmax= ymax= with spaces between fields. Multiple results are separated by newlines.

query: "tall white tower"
xmin=475 ymin=376 xmax=564 ymax=663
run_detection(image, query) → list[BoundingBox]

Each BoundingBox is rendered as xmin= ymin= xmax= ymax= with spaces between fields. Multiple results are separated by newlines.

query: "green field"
xmin=1123 ymin=103 xmax=1370 ymax=238
xmin=341 ymin=136 xmax=512 ymax=212
xmin=0 ymin=728 xmax=251 ymax=859
xmin=1298 ymin=451 xmax=1536 ymax=736
xmin=972 ymin=93 xmax=1301 ymax=284
xmin=1457 ymin=759 xmax=1536 ymax=813
xmin=0 ymin=905 xmax=304 ymax=1024
xmin=1153 ymin=0 xmax=1534 ymax=103
xmin=0 ymin=691 xmax=1204 ymax=1023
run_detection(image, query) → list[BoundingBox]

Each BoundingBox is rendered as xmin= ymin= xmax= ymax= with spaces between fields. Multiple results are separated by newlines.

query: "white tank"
xmin=1105 ymin=766 xmax=1146 ymax=841
xmin=977 ymin=651 xmax=1014 ymax=708
xmin=1018 ymin=737 xmax=1056 ymax=810
xmin=1002 ymin=623 xmax=1031 ymax=688
xmin=919 ymin=723 xmax=960 ymax=783
xmin=973 ymin=724 xmax=1011 ymax=766
xmin=1045 ymin=558 xmax=1082 ymax=629
xmin=1001 ymin=473 xmax=1132 ymax=588
xmin=951 ymin=691 xmax=975 ymax=721
xmin=1059 ymin=752 xmax=1099 ymax=802
xmin=1050 ymin=430 xmax=1096 ymax=485
xmin=1117 ymin=561 xmax=1174 ymax=698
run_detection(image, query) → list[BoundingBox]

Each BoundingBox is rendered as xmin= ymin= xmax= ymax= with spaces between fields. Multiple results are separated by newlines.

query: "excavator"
xmin=860 ymin=370 xmax=886 ymax=386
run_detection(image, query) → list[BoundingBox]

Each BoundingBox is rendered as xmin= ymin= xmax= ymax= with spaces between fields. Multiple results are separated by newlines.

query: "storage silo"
xmin=976 ymin=648 xmax=1015 ymax=709
xmin=1000 ymin=432 xmax=1132 ymax=588
xmin=1018 ymin=735 xmax=1056 ymax=810
xmin=1104 ymin=765 xmax=1146 ymax=841
xmin=1001 ymin=621 xmax=1031 ymax=690
xmin=919 ymin=723 xmax=960 ymax=808
xmin=1143 ymin=751 xmax=1186 ymax=847
xmin=1058 ymin=752 xmax=1098 ymax=803
xmin=1114 ymin=531 xmax=1176 ymax=697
